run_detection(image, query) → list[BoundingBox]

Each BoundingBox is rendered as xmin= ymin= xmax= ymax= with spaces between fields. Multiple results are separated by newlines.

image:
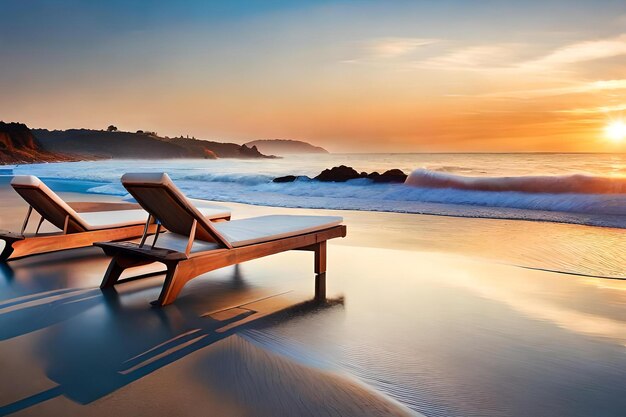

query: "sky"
xmin=1 ymin=0 xmax=626 ymax=152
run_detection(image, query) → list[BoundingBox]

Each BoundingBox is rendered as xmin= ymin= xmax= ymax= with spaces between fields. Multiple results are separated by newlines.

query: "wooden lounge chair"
xmin=95 ymin=173 xmax=347 ymax=306
xmin=0 ymin=175 xmax=231 ymax=261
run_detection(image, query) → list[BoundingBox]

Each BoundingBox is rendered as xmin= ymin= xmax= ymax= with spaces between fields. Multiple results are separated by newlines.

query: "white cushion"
xmin=11 ymin=175 xmax=43 ymax=187
xmin=191 ymin=201 xmax=231 ymax=216
xmin=214 ymin=215 xmax=343 ymax=247
xmin=121 ymin=172 xmax=170 ymax=185
xmin=12 ymin=174 xmax=88 ymax=230
xmin=148 ymin=233 xmax=221 ymax=254
xmin=78 ymin=206 xmax=230 ymax=230
xmin=196 ymin=206 xmax=231 ymax=220
xmin=78 ymin=209 xmax=150 ymax=230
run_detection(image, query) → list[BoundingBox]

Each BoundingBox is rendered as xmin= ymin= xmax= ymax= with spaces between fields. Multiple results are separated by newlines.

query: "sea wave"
xmin=86 ymin=171 xmax=626 ymax=221
xmin=405 ymin=169 xmax=626 ymax=194
xmin=178 ymin=172 xmax=275 ymax=185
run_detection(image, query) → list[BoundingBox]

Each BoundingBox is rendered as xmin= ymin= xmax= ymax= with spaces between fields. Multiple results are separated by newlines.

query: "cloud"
xmin=365 ymin=37 xmax=440 ymax=59
xmin=485 ymin=79 xmax=626 ymax=99
xmin=411 ymin=33 xmax=626 ymax=73
xmin=523 ymin=33 xmax=626 ymax=69
xmin=416 ymin=44 xmax=526 ymax=71
xmin=557 ymin=102 xmax=626 ymax=114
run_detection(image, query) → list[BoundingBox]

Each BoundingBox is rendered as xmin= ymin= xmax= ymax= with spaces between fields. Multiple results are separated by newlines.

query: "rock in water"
xmin=273 ymin=175 xmax=311 ymax=183
xmin=273 ymin=175 xmax=298 ymax=183
xmin=372 ymin=169 xmax=407 ymax=183
xmin=314 ymin=165 xmax=361 ymax=182
xmin=273 ymin=166 xmax=407 ymax=184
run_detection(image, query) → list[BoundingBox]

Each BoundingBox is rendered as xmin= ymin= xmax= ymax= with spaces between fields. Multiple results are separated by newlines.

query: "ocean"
xmin=9 ymin=153 xmax=626 ymax=228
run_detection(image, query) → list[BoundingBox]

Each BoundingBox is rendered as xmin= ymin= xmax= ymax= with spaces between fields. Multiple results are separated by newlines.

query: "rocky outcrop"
xmin=244 ymin=139 xmax=328 ymax=155
xmin=315 ymin=165 xmax=361 ymax=182
xmin=273 ymin=166 xmax=408 ymax=183
xmin=0 ymin=122 xmax=74 ymax=164
xmin=372 ymin=169 xmax=407 ymax=183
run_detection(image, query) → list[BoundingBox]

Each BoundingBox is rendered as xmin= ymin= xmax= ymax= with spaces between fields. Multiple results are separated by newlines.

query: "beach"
xmin=5 ymin=0 xmax=626 ymax=414
xmin=0 ymin=176 xmax=625 ymax=417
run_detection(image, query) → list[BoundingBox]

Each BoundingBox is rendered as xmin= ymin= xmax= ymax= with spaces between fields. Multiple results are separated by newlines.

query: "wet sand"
xmin=0 ymin=179 xmax=625 ymax=416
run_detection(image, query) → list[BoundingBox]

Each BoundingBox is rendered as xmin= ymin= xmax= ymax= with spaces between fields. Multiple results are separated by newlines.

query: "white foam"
xmin=405 ymin=168 xmax=626 ymax=194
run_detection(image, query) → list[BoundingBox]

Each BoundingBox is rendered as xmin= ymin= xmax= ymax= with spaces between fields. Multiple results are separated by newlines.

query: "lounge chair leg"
xmin=100 ymin=256 xmax=127 ymax=288
xmin=314 ymin=241 xmax=327 ymax=274
xmin=100 ymin=255 xmax=151 ymax=288
xmin=313 ymin=241 xmax=327 ymax=301
xmin=315 ymin=272 xmax=326 ymax=301
xmin=154 ymin=262 xmax=190 ymax=306
xmin=0 ymin=240 xmax=15 ymax=262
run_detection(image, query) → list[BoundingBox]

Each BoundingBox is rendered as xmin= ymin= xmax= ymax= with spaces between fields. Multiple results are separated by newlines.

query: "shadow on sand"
xmin=0 ymin=260 xmax=344 ymax=415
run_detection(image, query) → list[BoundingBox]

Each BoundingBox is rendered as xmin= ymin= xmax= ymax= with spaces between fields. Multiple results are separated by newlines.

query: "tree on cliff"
xmin=107 ymin=125 xmax=118 ymax=132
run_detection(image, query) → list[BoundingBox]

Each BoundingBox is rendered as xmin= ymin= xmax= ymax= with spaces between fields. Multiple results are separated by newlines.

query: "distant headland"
xmin=244 ymin=139 xmax=329 ymax=155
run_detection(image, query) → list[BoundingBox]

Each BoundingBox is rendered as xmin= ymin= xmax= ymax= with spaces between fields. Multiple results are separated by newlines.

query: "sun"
xmin=605 ymin=120 xmax=626 ymax=142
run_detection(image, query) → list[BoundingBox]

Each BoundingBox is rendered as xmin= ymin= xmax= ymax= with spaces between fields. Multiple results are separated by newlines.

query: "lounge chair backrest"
xmin=11 ymin=175 xmax=88 ymax=233
xmin=121 ymin=173 xmax=232 ymax=248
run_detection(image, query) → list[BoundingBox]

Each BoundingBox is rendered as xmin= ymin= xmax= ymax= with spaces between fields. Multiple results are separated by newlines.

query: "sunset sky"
xmin=2 ymin=0 xmax=626 ymax=152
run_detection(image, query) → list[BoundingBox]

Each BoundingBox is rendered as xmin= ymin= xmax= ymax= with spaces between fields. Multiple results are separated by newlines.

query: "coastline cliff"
xmin=0 ymin=122 xmax=75 ymax=164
